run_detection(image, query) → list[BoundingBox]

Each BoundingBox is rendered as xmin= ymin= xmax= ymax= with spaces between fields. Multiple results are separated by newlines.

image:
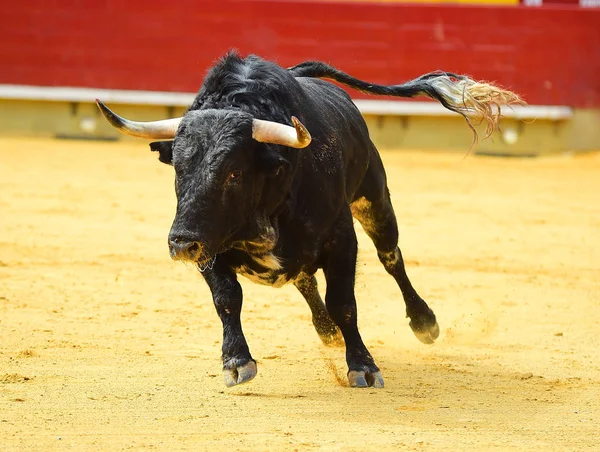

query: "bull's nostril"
xmin=168 ymin=236 xmax=202 ymax=261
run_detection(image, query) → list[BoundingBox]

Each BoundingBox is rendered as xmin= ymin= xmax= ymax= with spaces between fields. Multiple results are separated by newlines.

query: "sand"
xmin=1 ymin=137 xmax=599 ymax=450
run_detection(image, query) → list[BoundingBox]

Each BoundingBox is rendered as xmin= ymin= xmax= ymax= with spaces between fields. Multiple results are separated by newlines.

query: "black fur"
xmin=160 ymin=52 xmax=440 ymax=388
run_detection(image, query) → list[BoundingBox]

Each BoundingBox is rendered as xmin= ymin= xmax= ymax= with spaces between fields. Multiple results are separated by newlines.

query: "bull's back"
xmin=296 ymin=77 xmax=374 ymax=202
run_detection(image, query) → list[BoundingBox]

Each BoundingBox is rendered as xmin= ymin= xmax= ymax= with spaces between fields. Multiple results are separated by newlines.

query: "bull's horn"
xmin=252 ymin=116 xmax=311 ymax=149
xmin=96 ymin=100 xmax=182 ymax=139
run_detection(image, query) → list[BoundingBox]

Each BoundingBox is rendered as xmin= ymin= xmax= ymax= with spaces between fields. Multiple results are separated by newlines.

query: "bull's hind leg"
xmin=351 ymin=194 xmax=440 ymax=344
xmin=294 ymin=272 xmax=344 ymax=346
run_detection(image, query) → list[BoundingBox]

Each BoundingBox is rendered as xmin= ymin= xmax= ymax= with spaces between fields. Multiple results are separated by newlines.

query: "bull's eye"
xmin=228 ymin=170 xmax=242 ymax=181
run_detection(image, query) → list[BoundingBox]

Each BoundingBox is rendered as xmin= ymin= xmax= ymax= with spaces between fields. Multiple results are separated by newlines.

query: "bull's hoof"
xmin=348 ymin=369 xmax=384 ymax=388
xmin=223 ymin=360 xmax=257 ymax=387
xmin=410 ymin=319 xmax=440 ymax=345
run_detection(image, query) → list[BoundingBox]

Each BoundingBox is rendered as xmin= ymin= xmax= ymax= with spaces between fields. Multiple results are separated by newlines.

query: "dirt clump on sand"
xmin=1 ymin=138 xmax=599 ymax=450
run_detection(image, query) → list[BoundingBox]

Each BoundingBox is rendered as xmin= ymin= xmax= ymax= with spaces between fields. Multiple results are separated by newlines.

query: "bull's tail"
xmin=289 ymin=61 xmax=524 ymax=145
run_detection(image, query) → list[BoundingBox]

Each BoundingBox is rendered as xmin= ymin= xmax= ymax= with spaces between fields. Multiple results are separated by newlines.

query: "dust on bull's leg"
xmin=294 ymin=272 xmax=343 ymax=346
xmin=378 ymin=248 xmax=439 ymax=344
xmin=323 ymin=209 xmax=384 ymax=388
xmin=202 ymin=264 xmax=257 ymax=387
xmin=352 ymin=196 xmax=439 ymax=344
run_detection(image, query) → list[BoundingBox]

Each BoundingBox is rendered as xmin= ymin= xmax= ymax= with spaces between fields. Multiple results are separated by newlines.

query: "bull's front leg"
xmin=323 ymin=208 xmax=384 ymax=388
xmin=201 ymin=263 xmax=257 ymax=387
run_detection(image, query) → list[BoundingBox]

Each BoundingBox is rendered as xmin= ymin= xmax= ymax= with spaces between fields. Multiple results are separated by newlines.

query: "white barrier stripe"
xmin=0 ymin=84 xmax=195 ymax=106
xmin=0 ymin=84 xmax=573 ymax=120
xmin=353 ymin=99 xmax=572 ymax=120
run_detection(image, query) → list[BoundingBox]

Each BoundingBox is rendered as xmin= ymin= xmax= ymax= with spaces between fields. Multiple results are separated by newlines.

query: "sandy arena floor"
xmin=1 ymin=137 xmax=599 ymax=450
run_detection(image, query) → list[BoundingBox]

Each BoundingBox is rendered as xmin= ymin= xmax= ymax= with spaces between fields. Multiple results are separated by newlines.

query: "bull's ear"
xmin=149 ymin=141 xmax=174 ymax=165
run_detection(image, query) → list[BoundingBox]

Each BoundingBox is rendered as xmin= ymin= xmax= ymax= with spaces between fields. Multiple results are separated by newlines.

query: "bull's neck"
xmin=230 ymin=214 xmax=279 ymax=255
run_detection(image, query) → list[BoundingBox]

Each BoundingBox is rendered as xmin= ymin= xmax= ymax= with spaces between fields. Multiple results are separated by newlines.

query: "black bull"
xmin=97 ymin=52 xmax=521 ymax=388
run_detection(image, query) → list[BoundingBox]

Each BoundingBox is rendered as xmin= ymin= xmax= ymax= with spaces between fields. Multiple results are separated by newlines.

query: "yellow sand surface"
xmin=1 ymin=138 xmax=599 ymax=450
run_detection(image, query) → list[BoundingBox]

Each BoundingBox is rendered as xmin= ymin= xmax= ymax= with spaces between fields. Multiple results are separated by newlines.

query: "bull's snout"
xmin=168 ymin=236 xmax=203 ymax=261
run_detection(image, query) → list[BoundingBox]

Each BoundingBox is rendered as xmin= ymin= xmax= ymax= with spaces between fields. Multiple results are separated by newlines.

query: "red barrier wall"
xmin=1 ymin=1 xmax=599 ymax=107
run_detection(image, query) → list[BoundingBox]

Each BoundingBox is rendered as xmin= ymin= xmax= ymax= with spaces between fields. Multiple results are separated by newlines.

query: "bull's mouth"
xmin=169 ymin=245 xmax=216 ymax=272
xmin=197 ymin=255 xmax=217 ymax=272
xmin=168 ymin=228 xmax=236 ymax=270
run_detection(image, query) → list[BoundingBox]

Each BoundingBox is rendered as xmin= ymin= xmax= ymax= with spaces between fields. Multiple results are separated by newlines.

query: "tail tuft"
xmin=427 ymin=74 xmax=525 ymax=145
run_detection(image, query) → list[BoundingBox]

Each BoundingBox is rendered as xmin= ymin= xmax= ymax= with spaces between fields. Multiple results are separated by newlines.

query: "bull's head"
xmin=96 ymin=101 xmax=311 ymax=267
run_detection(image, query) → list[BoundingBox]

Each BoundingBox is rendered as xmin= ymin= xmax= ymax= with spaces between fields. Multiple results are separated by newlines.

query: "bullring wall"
xmin=1 ymin=1 xmax=599 ymax=152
